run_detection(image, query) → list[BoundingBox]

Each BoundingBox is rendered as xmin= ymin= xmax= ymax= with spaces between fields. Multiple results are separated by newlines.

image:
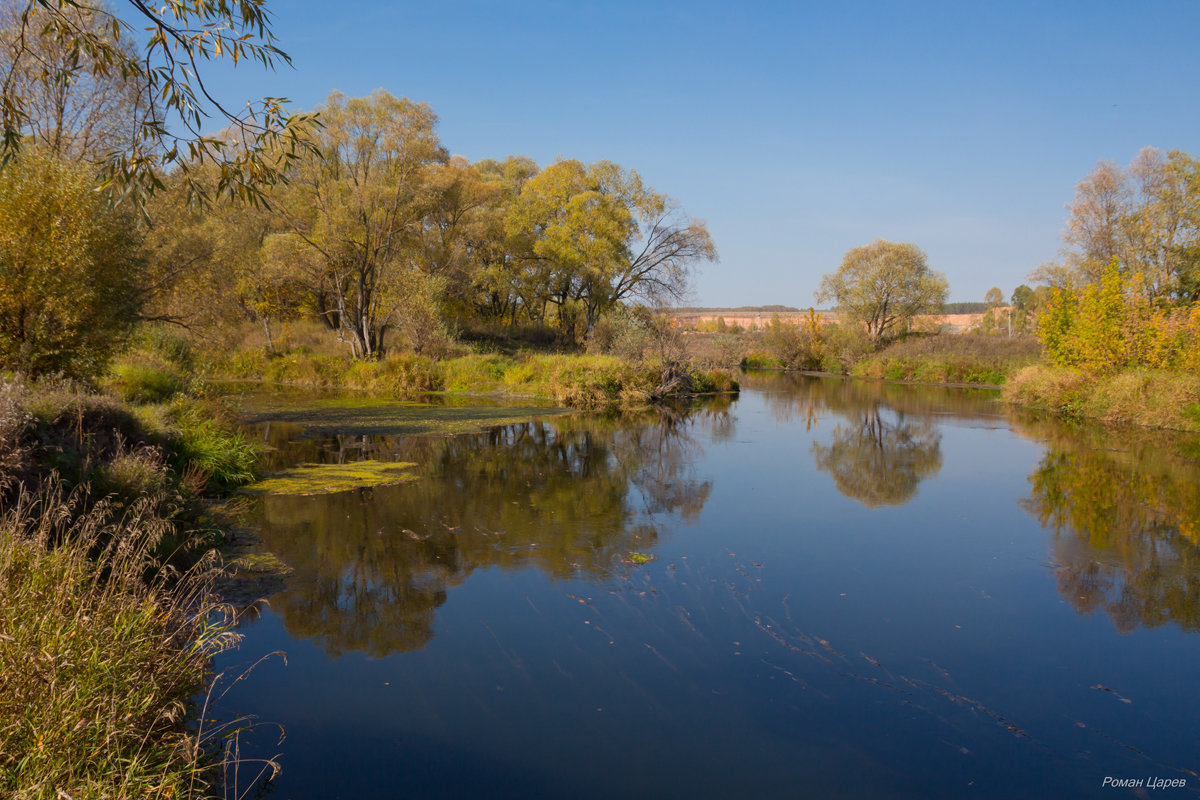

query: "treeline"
xmin=1 ymin=88 xmax=716 ymax=378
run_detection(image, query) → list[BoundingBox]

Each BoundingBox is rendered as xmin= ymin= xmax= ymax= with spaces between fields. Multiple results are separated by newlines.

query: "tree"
xmin=506 ymin=159 xmax=715 ymax=340
xmin=816 ymin=239 xmax=948 ymax=344
xmin=275 ymin=90 xmax=446 ymax=358
xmin=1011 ymin=284 xmax=1034 ymax=311
xmin=0 ymin=0 xmax=147 ymax=162
xmin=1 ymin=0 xmax=315 ymax=204
xmin=984 ymin=286 xmax=1004 ymax=307
xmin=0 ymin=149 xmax=143 ymax=376
xmin=1062 ymin=159 xmax=1126 ymax=283
xmin=1056 ymin=148 xmax=1200 ymax=302
xmin=1010 ymin=283 xmax=1035 ymax=334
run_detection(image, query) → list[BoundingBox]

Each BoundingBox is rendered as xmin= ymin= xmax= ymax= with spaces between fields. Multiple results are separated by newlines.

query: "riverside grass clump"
xmin=13 ymin=380 xmax=258 ymax=500
xmin=1004 ymin=366 xmax=1200 ymax=432
xmin=214 ymin=349 xmax=738 ymax=409
xmin=0 ymin=379 xmax=267 ymax=797
xmin=0 ymin=488 xmax=245 ymax=799
xmin=853 ymin=334 xmax=1042 ymax=386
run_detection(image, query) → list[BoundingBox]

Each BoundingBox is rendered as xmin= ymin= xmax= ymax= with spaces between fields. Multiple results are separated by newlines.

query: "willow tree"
xmin=507 ymin=159 xmax=715 ymax=339
xmin=0 ymin=0 xmax=314 ymax=204
xmin=276 ymin=90 xmax=446 ymax=358
xmin=817 ymin=239 xmax=948 ymax=344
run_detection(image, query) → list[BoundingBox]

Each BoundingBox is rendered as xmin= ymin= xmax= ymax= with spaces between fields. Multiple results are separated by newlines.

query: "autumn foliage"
xmin=1037 ymin=263 xmax=1200 ymax=374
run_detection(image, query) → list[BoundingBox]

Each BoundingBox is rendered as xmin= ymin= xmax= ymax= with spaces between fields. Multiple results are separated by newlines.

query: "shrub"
xmin=1039 ymin=264 xmax=1200 ymax=374
xmin=740 ymin=351 xmax=784 ymax=369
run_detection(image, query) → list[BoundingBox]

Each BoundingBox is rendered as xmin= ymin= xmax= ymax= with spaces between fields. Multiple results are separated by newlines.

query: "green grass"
xmin=211 ymin=349 xmax=739 ymax=410
xmin=163 ymin=400 xmax=259 ymax=492
xmin=852 ymin=333 xmax=1041 ymax=386
xmin=108 ymin=363 xmax=185 ymax=403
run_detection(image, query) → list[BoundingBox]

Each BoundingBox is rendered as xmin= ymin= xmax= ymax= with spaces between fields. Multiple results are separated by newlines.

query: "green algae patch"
xmin=244 ymin=460 xmax=418 ymax=495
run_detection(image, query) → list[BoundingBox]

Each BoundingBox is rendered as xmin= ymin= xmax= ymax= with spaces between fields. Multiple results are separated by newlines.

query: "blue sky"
xmin=203 ymin=0 xmax=1200 ymax=306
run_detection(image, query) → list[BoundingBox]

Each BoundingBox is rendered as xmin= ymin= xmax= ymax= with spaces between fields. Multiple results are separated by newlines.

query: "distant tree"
xmin=984 ymin=287 xmax=1004 ymax=307
xmin=816 ymin=239 xmax=948 ymax=344
xmin=1011 ymin=284 xmax=1034 ymax=311
xmin=0 ymin=149 xmax=142 ymax=376
xmin=1009 ymin=283 xmax=1035 ymax=334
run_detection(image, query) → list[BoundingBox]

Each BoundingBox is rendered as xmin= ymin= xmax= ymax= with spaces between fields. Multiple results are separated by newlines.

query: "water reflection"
xmin=245 ymin=404 xmax=727 ymax=657
xmin=1016 ymin=420 xmax=1200 ymax=633
xmin=738 ymin=372 xmax=953 ymax=507
xmin=738 ymin=369 xmax=1002 ymax=427
xmin=811 ymin=406 xmax=942 ymax=507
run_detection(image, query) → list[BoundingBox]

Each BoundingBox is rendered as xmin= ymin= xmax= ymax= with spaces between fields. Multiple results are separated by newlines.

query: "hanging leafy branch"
xmin=0 ymin=0 xmax=317 ymax=205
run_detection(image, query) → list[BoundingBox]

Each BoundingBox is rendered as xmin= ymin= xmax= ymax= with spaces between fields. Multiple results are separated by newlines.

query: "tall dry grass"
xmin=1 ymin=378 xmax=273 ymax=797
xmin=1004 ymin=365 xmax=1200 ymax=431
xmin=0 ymin=485 xmax=260 ymax=799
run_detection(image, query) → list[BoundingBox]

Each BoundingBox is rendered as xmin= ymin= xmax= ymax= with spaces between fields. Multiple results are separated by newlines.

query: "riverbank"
xmin=192 ymin=350 xmax=738 ymax=409
xmin=849 ymin=334 xmax=1041 ymax=386
xmin=0 ymin=379 xmax=259 ymax=797
xmin=1003 ymin=365 xmax=1200 ymax=433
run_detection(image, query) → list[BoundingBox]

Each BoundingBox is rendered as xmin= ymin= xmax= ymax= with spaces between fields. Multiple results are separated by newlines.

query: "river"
xmin=213 ymin=372 xmax=1200 ymax=798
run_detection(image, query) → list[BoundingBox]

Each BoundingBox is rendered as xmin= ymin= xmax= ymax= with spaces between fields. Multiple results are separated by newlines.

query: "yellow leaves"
xmin=0 ymin=150 xmax=142 ymax=377
xmin=1038 ymin=263 xmax=1200 ymax=374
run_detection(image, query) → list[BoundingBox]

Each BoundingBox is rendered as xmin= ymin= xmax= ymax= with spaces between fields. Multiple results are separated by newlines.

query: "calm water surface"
xmin=215 ymin=373 xmax=1200 ymax=799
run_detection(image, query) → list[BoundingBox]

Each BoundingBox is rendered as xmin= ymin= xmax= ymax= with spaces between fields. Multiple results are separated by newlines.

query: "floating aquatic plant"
xmin=243 ymin=460 xmax=418 ymax=495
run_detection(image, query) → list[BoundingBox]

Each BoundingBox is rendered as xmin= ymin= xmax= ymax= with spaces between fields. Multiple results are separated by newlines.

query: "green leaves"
xmin=817 ymin=239 xmax=948 ymax=344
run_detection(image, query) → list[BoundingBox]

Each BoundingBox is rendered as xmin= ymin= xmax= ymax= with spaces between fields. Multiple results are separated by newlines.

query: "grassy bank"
xmin=1003 ymin=366 xmax=1200 ymax=432
xmin=213 ymin=350 xmax=738 ymax=409
xmin=851 ymin=334 xmax=1041 ymax=386
xmin=0 ymin=379 xmax=259 ymax=797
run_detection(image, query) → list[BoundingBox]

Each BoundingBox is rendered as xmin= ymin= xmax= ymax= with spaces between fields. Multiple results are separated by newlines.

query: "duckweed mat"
xmin=244 ymin=460 xmax=418 ymax=495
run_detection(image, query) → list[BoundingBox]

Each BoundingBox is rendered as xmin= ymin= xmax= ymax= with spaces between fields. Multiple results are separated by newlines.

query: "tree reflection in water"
xmin=1019 ymin=423 xmax=1200 ymax=633
xmin=245 ymin=403 xmax=727 ymax=657
xmin=810 ymin=405 xmax=942 ymax=507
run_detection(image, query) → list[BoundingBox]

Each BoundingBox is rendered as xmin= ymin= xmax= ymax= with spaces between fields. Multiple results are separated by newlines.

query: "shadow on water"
xmin=239 ymin=400 xmax=732 ymax=658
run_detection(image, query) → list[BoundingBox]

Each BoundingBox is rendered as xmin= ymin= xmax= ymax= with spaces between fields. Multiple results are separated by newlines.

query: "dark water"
xmin=214 ymin=373 xmax=1200 ymax=799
